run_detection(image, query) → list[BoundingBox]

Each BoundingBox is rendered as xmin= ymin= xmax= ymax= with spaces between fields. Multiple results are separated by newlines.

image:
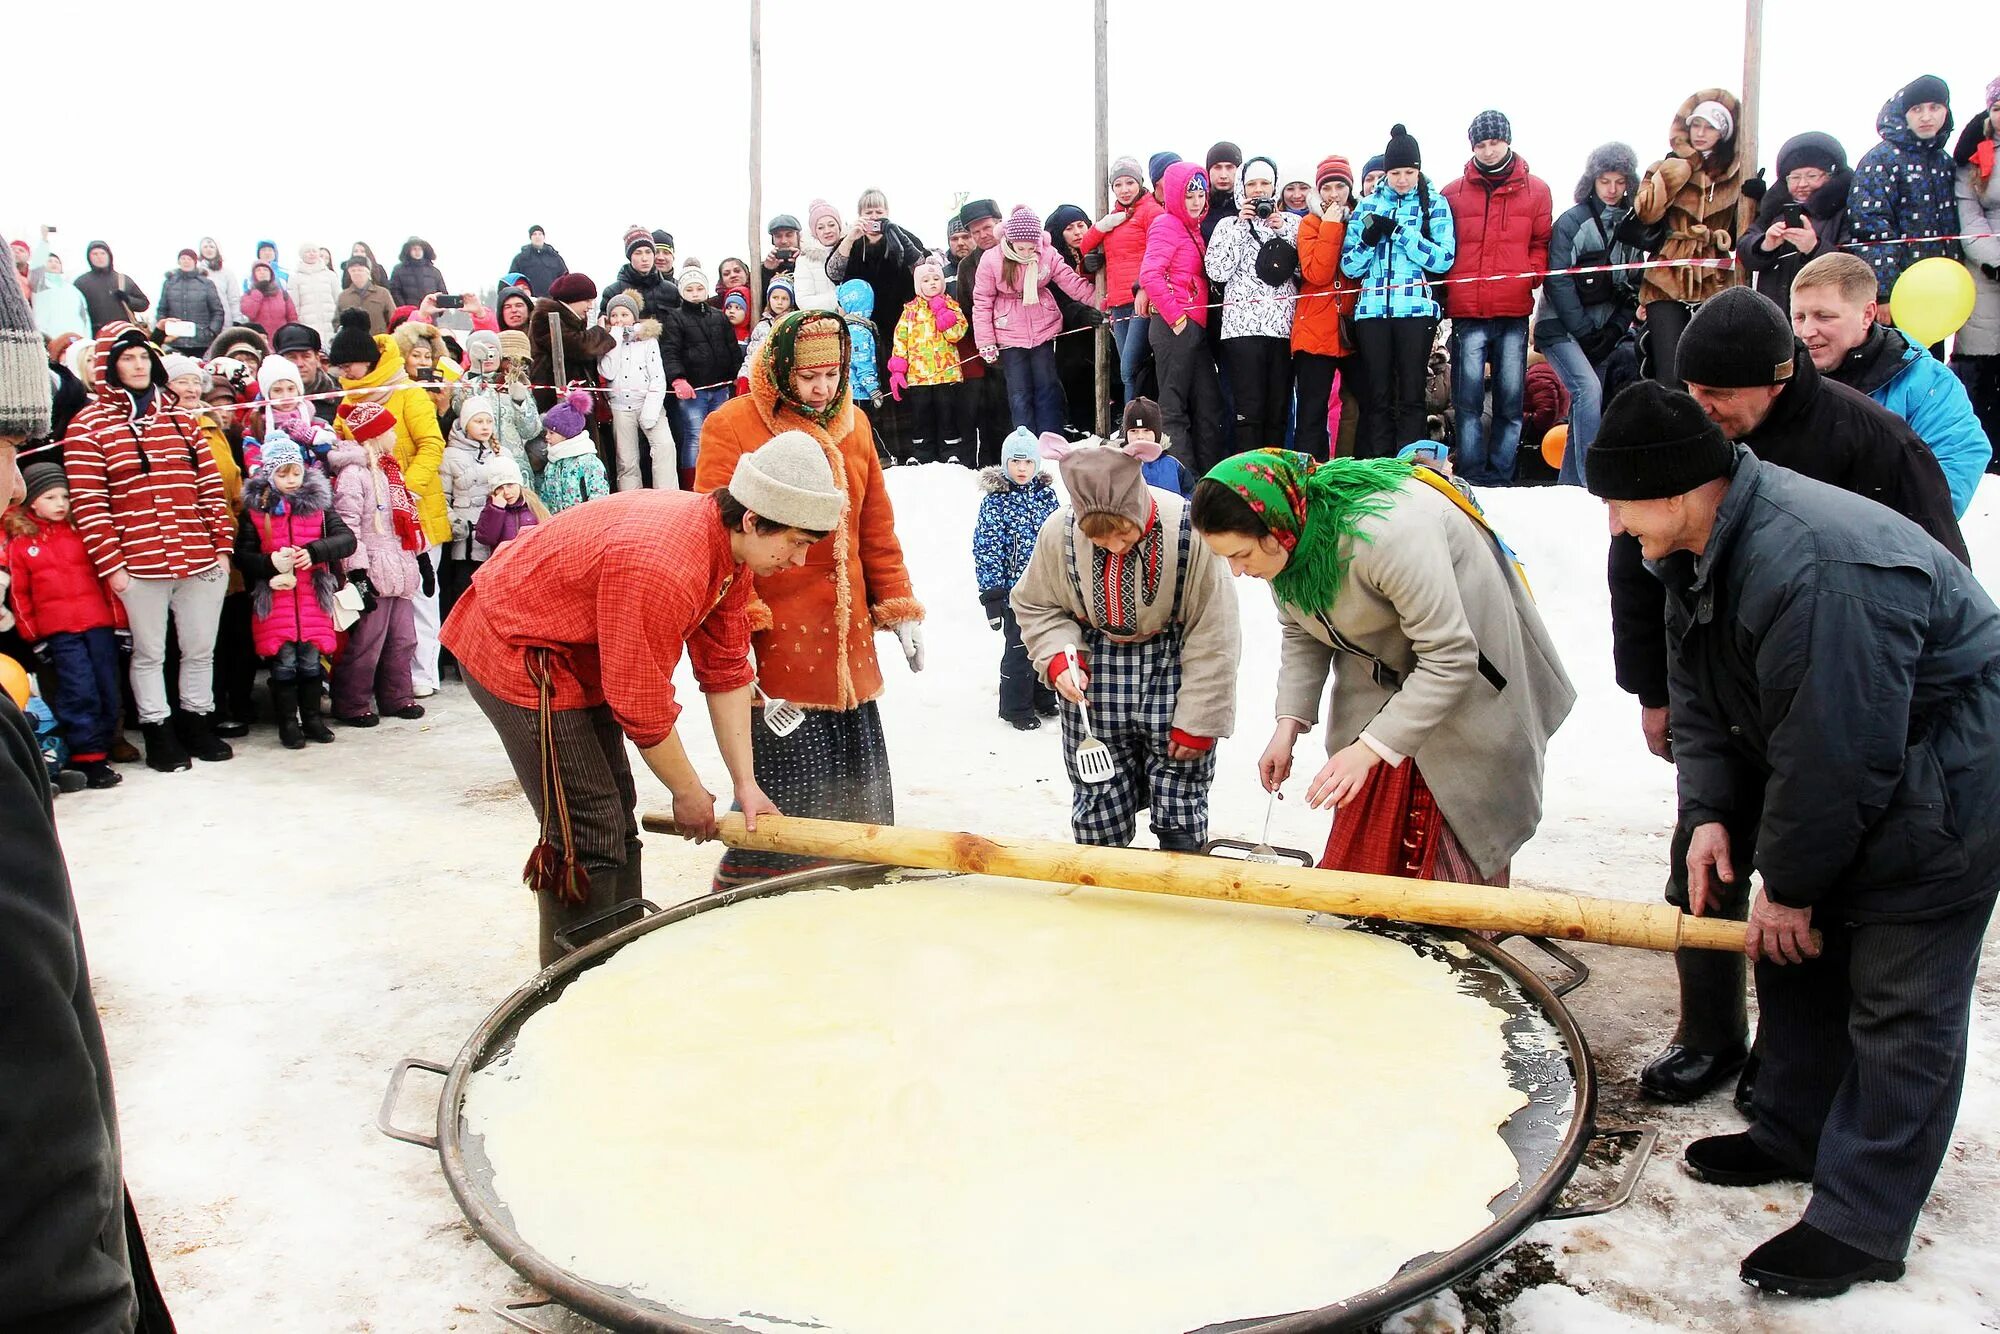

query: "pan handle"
xmin=551 ymin=898 xmax=660 ymax=955
xmin=491 ymin=1297 xmax=563 ymax=1331
xmin=1545 ymin=1124 xmax=1659 ymax=1219
xmin=1501 ymin=934 xmax=1591 ymax=997
xmin=1201 ymin=838 xmax=1318 ymax=868
xmin=376 ymin=1057 xmax=449 ymax=1151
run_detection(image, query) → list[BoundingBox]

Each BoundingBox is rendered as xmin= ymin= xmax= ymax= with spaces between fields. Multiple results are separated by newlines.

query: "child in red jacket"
xmin=4 ymin=464 xmax=125 ymax=788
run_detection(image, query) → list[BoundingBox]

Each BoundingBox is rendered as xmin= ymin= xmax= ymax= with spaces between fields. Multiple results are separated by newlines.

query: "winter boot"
xmin=1640 ymin=946 xmax=1749 ymax=1102
xmin=273 ymin=682 xmax=305 ymax=750
xmin=1683 ymin=1132 xmax=1808 ymax=1187
xmin=298 ymin=679 xmax=335 ymax=744
xmin=110 ymin=735 xmax=143 ymax=765
xmin=391 ymin=703 xmax=426 ymax=720
xmin=140 ymin=721 xmax=191 ymax=773
xmin=1739 ymin=1222 xmax=1904 ymax=1298
xmin=54 ymin=769 xmax=88 ymax=794
xmin=174 ymin=711 xmax=234 ymax=763
xmin=79 ymin=759 xmax=124 ymax=789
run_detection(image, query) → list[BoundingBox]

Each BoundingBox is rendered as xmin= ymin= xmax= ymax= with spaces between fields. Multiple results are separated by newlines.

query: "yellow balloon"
xmin=0 ymin=655 xmax=29 ymax=711
xmin=1541 ymin=423 xmax=1568 ymax=470
xmin=1890 ymin=256 xmax=1976 ymax=348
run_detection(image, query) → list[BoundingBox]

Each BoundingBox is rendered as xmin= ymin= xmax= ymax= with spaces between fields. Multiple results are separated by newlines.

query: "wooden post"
xmin=546 ymin=311 xmax=566 ymax=389
xmin=1092 ymin=0 xmax=1112 ymax=438
xmin=1740 ymin=0 xmax=1763 ymax=180
xmin=748 ymin=0 xmax=765 ymax=322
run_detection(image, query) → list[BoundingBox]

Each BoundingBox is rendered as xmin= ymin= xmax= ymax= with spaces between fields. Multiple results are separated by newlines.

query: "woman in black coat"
xmin=1738 ymin=132 xmax=1853 ymax=315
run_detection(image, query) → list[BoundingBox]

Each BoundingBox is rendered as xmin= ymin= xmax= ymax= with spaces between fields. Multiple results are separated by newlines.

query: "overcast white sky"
xmin=10 ymin=1 xmax=1992 ymax=296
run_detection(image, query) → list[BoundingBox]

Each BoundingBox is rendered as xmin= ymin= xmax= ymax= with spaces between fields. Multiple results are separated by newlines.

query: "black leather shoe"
xmin=1734 ymin=1052 xmax=1760 ymax=1118
xmin=1684 ymin=1132 xmax=1808 ymax=1187
xmin=1639 ymin=1042 xmax=1748 ymax=1103
xmin=1741 ymin=1222 xmax=1903 ymax=1297
xmin=212 ymin=718 xmax=250 ymax=739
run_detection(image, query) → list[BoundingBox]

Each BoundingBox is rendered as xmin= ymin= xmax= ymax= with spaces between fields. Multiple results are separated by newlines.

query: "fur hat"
xmin=465 ymin=329 xmax=502 ymax=365
xmin=329 ymin=309 xmax=380 ymax=368
xmin=606 ymin=292 xmax=642 ymax=322
xmin=623 ymin=226 xmax=655 ymax=258
xmin=22 ymin=462 xmax=67 ymax=506
xmin=1468 ymin=109 xmax=1512 ymax=146
xmin=1109 ymin=155 xmax=1145 ymax=187
xmin=1575 ymin=142 xmax=1640 ymax=205
xmin=1775 ymin=132 xmax=1847 ymax=180
xmin=343 ymin=401 xmax=397 ymax=444
xmin=1676 ymin=288 xmax=1797 ymax=388
xmin=457 ymin=395 xmax=497 ymax=426
xmin=1315 ymin=155 xmax=1354 ymax=189
xmin=677 ymin=261 xmax=710 ymax=295
xmin=498 ymin=331 xmax=531 ymax=363
xmin=1383 ymin=124 xmax=1421 ymax=173
xmin=260 ymin=436 xmax=305 ymax=474
xmin=486 ymin=454 xmax=524 ymax=490
xmin=1585 ymin=381 xmax=1736 ymax=500
xmin=1059 ymin=444 xmax=1150 ymax=528
xmin=730 ymin=430 xmax=845 ymax=533
xmin=256 ymin=354 xmax=303 ymax=398
xmin=542 ymin=388 xmax=592 ymax=442
xmin=549 ymin=272 xmax=597 ymax=304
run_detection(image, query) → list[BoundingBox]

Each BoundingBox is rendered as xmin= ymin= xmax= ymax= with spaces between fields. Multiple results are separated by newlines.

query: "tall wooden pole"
xmin=1740 ymin=0 xmax=1763 ymax=181
xmin=748 ymin=0 xmax=765 ymax=321
xmin=1096 ymin=0 xmax=1112 ymax=438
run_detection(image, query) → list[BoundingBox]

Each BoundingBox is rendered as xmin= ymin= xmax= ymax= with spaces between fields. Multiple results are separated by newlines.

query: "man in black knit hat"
xmin=1587 ymin=379 xmax=2000 ymax=1300
xmin=1608 ymin=285 xmax=1969 ymax=1108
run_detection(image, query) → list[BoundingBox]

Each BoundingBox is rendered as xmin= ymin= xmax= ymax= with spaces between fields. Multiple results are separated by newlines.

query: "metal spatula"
xmin=755 ymin=684 xmax=806 ymax=738
xmin=1246 ymin=791 xmax=1283 ymax=863
xmin=1063 ymin=642 xmax=1116 ymax=784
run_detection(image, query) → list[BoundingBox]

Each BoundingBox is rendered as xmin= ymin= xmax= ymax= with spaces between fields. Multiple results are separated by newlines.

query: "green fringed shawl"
xmin=1203 ymin=449 xmax=1415 ymax=614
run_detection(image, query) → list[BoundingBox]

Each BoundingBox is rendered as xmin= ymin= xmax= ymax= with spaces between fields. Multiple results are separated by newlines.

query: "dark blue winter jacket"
xmin=972 ymin=470 xmax=1058 ymax=600
xmin=1849 ymin=87 xmax=1958 ymax=301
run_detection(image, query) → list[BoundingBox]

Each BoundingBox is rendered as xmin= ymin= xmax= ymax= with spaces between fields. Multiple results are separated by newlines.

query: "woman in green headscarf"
xmin=1190 ymin=449 xmax=1575 ymax=883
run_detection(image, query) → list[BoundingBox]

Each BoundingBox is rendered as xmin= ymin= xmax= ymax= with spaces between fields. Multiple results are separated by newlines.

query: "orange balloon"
xmin=1541 ymin=423 xmax=1568 ymax=469
xmin=0 ymin=655 xmax=29 ymax=710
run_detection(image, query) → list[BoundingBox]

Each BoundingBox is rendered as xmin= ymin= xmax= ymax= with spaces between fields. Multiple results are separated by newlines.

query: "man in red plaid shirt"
xmin=443 ymin=432 xmax=847 ymax=963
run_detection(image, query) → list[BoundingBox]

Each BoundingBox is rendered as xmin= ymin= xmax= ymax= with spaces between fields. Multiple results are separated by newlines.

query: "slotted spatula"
xmin=755 ymin=684 xmax=806 ymax=738
xmin=1246 ymin=791 xmax=1283 ymax=863
xmin=1063 ymin=642 xmax=1116 ymax=784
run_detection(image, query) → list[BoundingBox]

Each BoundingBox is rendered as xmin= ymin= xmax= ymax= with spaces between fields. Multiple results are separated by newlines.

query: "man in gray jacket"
xmin=1587 ymin=380 xmax=2000 ymax=1299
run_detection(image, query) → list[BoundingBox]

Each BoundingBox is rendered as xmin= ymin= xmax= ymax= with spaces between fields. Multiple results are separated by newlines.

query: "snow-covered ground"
xmin=57 ymin=465 xmax=2000 ymax=1332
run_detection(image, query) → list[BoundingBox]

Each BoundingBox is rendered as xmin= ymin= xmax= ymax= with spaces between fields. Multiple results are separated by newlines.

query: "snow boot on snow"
xmin=175 ymin=711 xmax=234 ymax=763
xmin=1740 ymin=1222 xmax=1903 ymax=1297
xmin=298 ymin=681 xmax=335 ymax=744
xmin=273 ymin=682 xmax=306 ymax=749
xmin=141 ymin=721 xmax=191 ymax=773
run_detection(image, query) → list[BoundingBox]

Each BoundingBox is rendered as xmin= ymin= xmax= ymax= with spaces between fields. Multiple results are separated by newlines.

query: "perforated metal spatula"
xmin=1247 ymin=790 xmax=1283 ymax=863
xmin=1063 ymin=642 xmax=1116 ymax=784
xmin=755 ymin=684 xmax=806 ymax=738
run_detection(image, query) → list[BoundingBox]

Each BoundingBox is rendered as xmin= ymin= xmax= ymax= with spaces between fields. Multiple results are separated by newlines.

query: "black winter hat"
xmin=1775 ymin=131 xmax=1847 ymax=179
xmin=328 ymin=309 xmax=380 ymax=369
xmin=1675 ymin=287 xmax=1798 ymax=388
xmin=1586 ymin=382 xmax=1736 ymax=500
xmin=272 ymin=322 xmax=322 ymax=356
xmin=1900 ymin=74 xmax=1951 ymax=112
xmin=958 ymin=198 xmax=1002 ymax=228
xmin=1206 ymin=140 xmax=1242 ymax=170
xmin=1468 ymin=110 xmax=1512 ymax=146
xmin=22 ymin=462 xmax=68 ymax=507
xmin=1383 ymin=124 xmax=1421 ymax=172
xmin=650 ymin=229 xmax=676 ymax=250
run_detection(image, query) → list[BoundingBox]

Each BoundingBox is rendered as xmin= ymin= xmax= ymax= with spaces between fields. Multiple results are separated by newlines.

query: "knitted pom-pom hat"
xmin=1003 ymin=206 xmax=1042 ymax=246
xmin=543 ymin=388 xmax=593 ymax=442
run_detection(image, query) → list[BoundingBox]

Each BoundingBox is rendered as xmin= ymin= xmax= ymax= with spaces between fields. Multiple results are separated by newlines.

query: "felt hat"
xmin=1585 ymin=381 xmax=1737 ymax=500
xmin=730 ymin=430 xmax=845 ymax=532
xmin=549 ymin=272 xmax=597 ymax=304
xmin=1060 ymin=445 xmax=1149 ymax=528
xmin=767 ymin=213 xmax=802 ymax=234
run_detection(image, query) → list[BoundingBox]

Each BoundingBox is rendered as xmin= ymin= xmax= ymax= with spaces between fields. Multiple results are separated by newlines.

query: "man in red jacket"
xmin=1442 ymin=110 xmax=1554 ymax=486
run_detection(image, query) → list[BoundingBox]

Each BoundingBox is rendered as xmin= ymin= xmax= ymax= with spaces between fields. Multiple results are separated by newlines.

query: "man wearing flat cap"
xmin=1587 ymin=380 xmax=2000 ymax=1299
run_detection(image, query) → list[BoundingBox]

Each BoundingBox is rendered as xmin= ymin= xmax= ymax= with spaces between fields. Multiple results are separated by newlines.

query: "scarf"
xmin=1001 ymin=237 xmax=1043 ymax=306
xmin=1204 ymin=449 xmax=1414 ymax=615
xmin=762 ymin=310 xmax=851 ymax=430
xmin=1475 ymin=151 xmax=1515 ymax=181
xmin=369 ymin=448 xmax=424 ymax=551
xmin=349 ymin=362 xmax=410 ymax=408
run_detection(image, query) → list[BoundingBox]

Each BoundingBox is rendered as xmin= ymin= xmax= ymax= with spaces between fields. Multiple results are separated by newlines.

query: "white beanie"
xmin=1241 ymin=156 xmax=1279 ymax=186
xmin=486 ymin=454 xmax=524 ymax=490
xmin=256 ymin=353 xmax=302 ymax=398
xmin=729 ymin=430 xmax=845 ymax=533
xmin=162 ymin=353 xmax=206 ymax=384
xmin=677 ymin=259 xmax=711 ymax=295
xmin=458 ymin=394 xmax=497 ymax=426
xmin=466 ymin=329 xmax=502 ymax=365
xmin=1688 ymin=100 xmax=1735 ymax=142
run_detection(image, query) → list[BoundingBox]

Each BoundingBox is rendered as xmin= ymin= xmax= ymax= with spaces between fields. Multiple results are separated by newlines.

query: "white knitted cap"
xmin=729 ymin=431 xmax=845 ymax=533
xmin=256 ymin=353 xmax=302 ymax=398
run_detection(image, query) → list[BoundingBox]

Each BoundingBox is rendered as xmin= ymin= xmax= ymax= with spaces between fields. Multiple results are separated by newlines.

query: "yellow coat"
xmin=337 ymin=335 xmax=452 ymax=547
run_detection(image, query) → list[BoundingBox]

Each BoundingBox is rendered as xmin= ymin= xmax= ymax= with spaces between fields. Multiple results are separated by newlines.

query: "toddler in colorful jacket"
xmin=971 ymin=428 xmax=1061 ymax=728
xmin=836 ymin=279 xmax=883 ymax=406
xmin=537 ymin=389 xmax=610 ymax=514
xmin=889 ymin=261 xmax=969 ymax=465
xmin=4 ymin=464 xmax=125 ymax=788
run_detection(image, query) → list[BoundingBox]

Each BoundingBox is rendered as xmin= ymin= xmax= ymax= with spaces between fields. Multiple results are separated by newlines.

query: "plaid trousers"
xmin=1061 ymin=627 xmax=1217 ymax=849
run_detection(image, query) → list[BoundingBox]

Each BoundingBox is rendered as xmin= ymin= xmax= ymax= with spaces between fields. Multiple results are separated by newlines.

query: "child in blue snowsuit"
xmin=972 ymin=427 xmax=1061 ymax=728
xmin=837 ymin=279 xmax=883 ymax=405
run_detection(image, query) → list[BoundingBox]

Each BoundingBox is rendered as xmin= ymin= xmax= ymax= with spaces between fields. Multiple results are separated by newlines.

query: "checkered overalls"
xmin=1059 ymin=504 xmax=1218 ymax=849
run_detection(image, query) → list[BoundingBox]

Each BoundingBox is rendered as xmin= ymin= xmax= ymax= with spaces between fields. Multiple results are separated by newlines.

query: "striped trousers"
xmin=1749 ymin=894 xmax=1996 ymax=1259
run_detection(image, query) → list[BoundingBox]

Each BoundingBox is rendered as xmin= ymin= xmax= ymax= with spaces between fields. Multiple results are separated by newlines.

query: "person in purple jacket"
xmin=474 ymin=455 xmax=542 ymax=556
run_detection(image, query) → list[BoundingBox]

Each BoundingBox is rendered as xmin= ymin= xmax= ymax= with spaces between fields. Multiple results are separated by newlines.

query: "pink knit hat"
xmin=808 ymin=199 xmax=840 ymax=231
xmin=1003 ymin=206 xmax=1042 ymax=246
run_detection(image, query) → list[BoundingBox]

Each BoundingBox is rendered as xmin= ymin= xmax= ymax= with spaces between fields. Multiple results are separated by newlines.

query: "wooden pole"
xmin=748 ymin=0 xmax=765 ymax=323
xmin=1740 ymin=0 xmax=1763 ymax=182
xmin=644 ymin=813 xmax=1759 ymax=955
xmin=1092 ymin=0 xmax=1112 ymax=438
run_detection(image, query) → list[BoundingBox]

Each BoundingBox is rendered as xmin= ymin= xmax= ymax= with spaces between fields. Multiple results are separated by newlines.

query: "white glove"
xmin=894 ymin=621 xmax=924 ymax=673
xmin=1095 ymin=211 xmax=1127 ymax=231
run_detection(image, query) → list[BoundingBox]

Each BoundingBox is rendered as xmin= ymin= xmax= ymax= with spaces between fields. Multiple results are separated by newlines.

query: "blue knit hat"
xmin=260 ymin=436 xmax=305 ymax=473
xmin=1148 ymin=152 xmax=1182 ymax=186
xmin=1002 ymin=426 xmax=1040 ymax=466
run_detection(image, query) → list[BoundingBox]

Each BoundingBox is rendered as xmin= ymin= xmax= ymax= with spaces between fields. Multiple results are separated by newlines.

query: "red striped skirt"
xmin=1318 ymin=760 xmax=1509 ymax=886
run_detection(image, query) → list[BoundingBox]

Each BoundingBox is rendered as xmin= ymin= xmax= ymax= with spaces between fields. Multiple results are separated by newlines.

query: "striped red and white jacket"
xmin=62 ymin=323 xmax=234 ymax=581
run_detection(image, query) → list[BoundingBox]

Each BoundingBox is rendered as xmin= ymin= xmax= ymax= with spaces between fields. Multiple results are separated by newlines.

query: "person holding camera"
xmin=1738 ymin=132 xmax=1853 ymax=316
xmin=1205 ymin=155 xmax=1301 ymax=451
xmin=762 ymin=213 xmax=802 ymax=297
xmin=827 ymin=190 xmax=929 ymax=449
xmin=157 ymin=248 xmax=226 ymax=355
xmin=1535 ymin=142 xmax=1643 ymax=486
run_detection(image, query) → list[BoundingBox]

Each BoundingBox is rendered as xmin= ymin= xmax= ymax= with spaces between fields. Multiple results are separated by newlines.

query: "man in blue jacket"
xmin=1792 ymin=252 xmax=1990 ymax=513
xmin=1589 ymin=381 xmax=2000 ymax=1300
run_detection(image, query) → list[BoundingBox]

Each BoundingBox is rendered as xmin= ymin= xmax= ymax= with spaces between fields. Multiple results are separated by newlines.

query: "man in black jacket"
xmin=507 ymin=226 xmax=570 ymax=297
xmin=1608 ymin=286 xmax=1968 ymax=1106
xmin=1589 ymin=386 xmax=2000 ymax=1298
xmin=74 ymin=240 xmax=149 ymax=333
xmin=953 ymin=199 xmax=1014 ymax=467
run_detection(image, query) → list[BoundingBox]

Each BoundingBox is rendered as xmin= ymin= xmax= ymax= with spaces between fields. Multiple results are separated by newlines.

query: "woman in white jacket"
xmin=597 ymin=292 xmax=673 ymax=491
xmin=292 ymin=244 xmax=340 ymax=344
xmin=1205 ymin=156 xmax=1301 ymax=452
xmin=793 ymin=199 xmax=844 ymax=311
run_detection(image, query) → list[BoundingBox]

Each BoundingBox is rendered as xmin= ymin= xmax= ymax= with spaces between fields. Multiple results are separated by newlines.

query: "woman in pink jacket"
xmin=239 ymin=261 xmax=298 ymax=338
xmin=973 ymin=205 xmax=1100 ymax=436
xmin=1140 ymin=161 xmax=1227 ymax=474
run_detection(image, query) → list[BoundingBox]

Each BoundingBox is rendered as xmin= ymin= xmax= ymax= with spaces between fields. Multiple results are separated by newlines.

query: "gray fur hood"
xmin=1575 ymin=142 xmax=1640 ymax=205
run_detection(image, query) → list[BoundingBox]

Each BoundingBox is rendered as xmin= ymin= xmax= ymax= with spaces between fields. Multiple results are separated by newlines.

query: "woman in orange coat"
xmin=1294 ymin=155 xmax=1363 ymax=458
xmin=694 ymin=310 xmax=925 ymax=888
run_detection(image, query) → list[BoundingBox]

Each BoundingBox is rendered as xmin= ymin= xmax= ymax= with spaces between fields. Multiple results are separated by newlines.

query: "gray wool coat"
xmin=1272 ymin=478 xmax=1575 ymax=876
